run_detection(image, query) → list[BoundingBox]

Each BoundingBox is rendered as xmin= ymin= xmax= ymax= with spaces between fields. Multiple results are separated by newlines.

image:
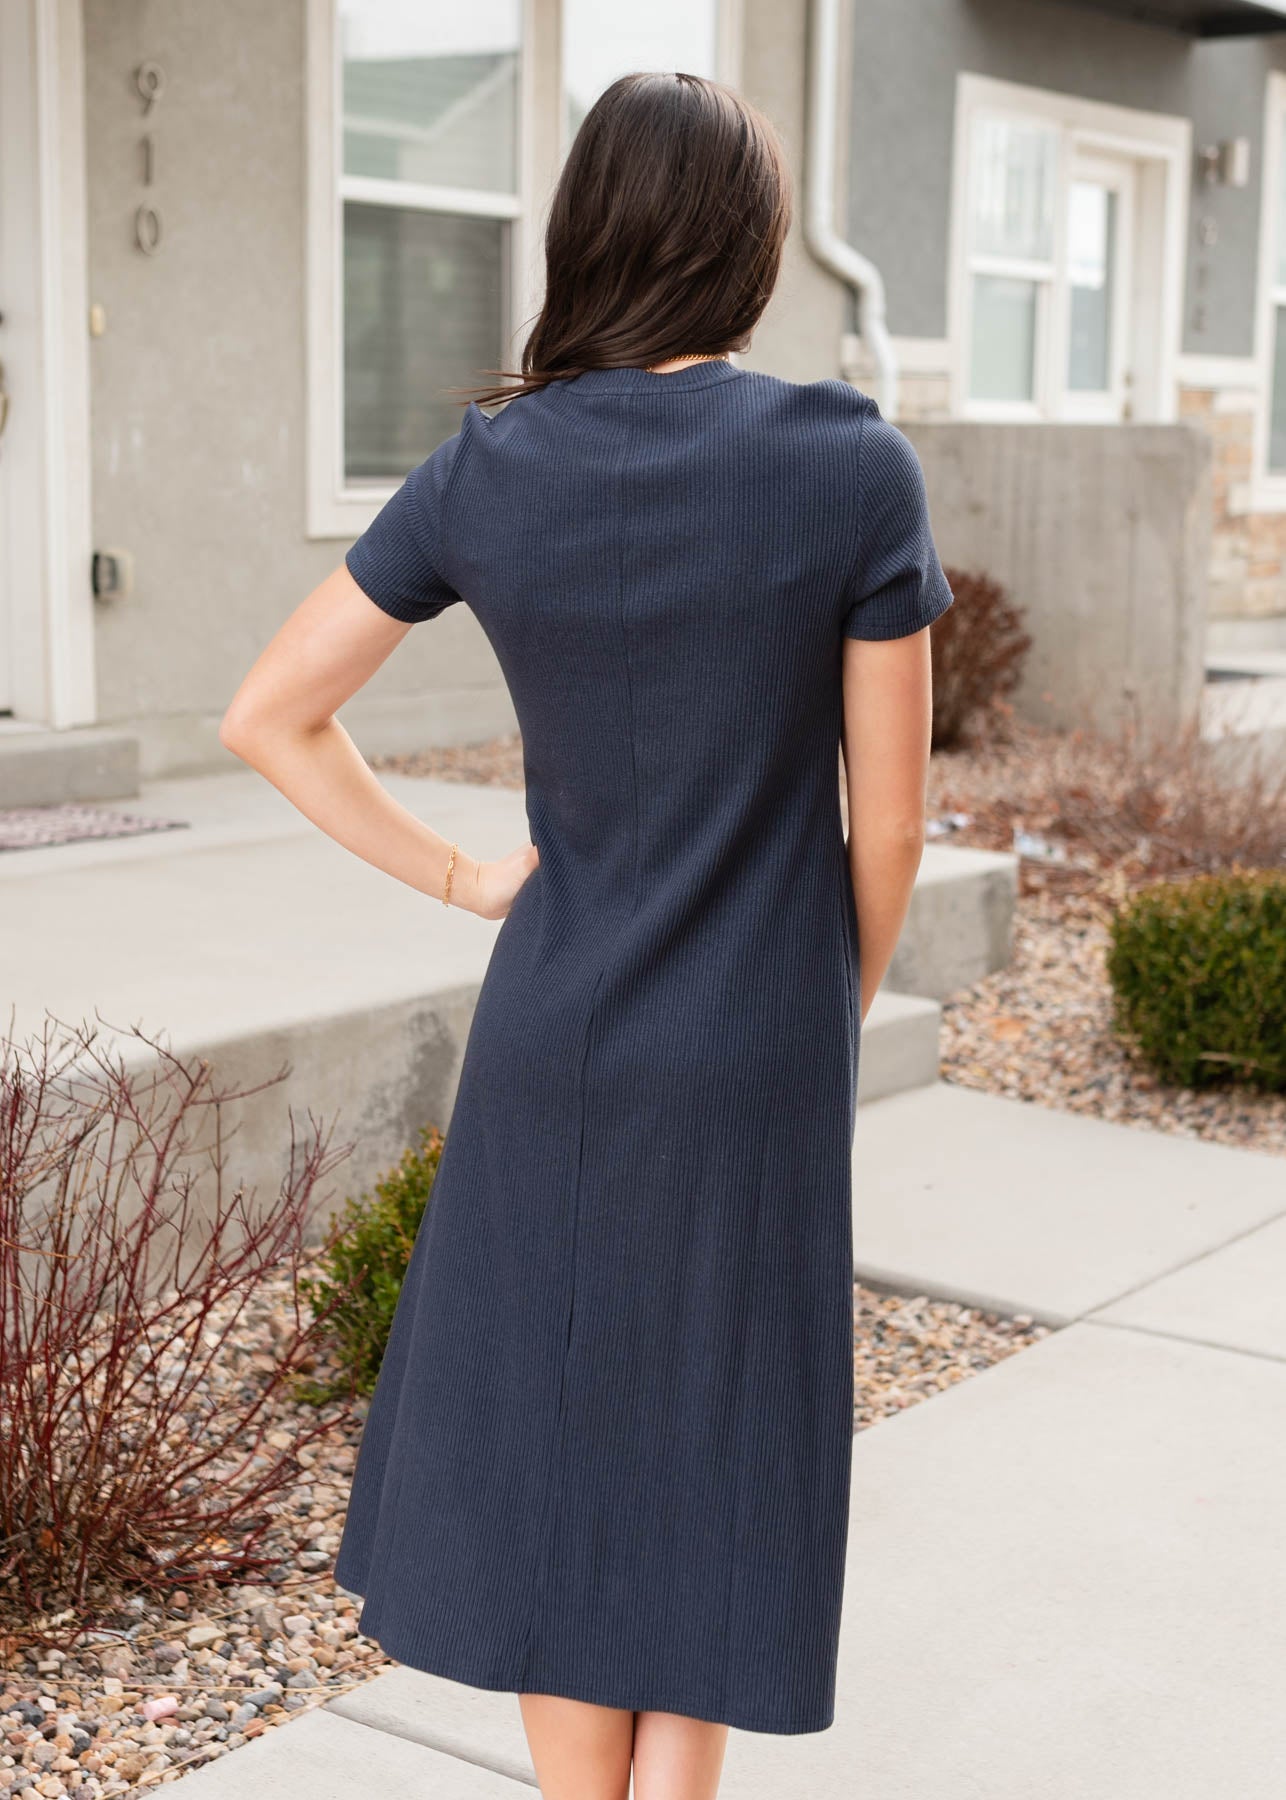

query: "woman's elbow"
xmin=218 ymin=701 xmax=268 ymax=764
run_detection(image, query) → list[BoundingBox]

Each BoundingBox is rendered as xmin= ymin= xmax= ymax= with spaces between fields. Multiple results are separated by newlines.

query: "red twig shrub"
xmin=0 ymin=1014 xmax=354 ymax=1627
xmin=931 ymin=568 xmax=1032 ymax=751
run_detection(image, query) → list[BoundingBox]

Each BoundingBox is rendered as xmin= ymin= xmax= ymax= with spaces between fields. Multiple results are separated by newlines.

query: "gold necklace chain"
xmin=642 ymin=352 xmax=730 ymax=373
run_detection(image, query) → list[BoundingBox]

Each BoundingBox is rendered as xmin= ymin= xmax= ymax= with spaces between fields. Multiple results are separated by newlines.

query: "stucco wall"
xmin=83 ymin=0 xmax=517 ymax=776
xmin=846 ymin=0 xmax=1286 ymax=361
xmin=737 ymin=0 xmax=852 ymax=380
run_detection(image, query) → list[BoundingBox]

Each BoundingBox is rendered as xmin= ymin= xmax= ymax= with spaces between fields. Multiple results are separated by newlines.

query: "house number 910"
xmin=134 ymin=61 xmax=164 ymax=256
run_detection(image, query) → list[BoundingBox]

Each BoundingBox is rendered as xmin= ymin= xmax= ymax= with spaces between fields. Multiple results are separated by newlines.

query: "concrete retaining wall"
xmin=907 ymin=421 xmax=1212 ymax=736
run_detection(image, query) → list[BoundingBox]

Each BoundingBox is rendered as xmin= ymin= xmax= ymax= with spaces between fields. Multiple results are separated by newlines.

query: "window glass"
xmin=562 ymin=0 xmax=719 ymax=141
xmin=344 ymin=202 xmax=506 ymax=481
xmin=969 ymin=274 xmax=1038 ymax=402
xmin=340 ymin=0 xmax=520 ymax=192
xmin=970 ymin=116 xmax=1058 ymax=265
xmin=336 ymin=2 xmax=521 ymax=483
xmin=1066 ymin=180 xmax=1116 ymax=393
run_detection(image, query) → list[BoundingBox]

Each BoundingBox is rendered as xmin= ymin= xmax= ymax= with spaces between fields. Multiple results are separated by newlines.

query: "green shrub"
xmin=1106 ymin=870 xmax=1286 ymax=1091
xmin=300 ymin=1123 xmax=444 ymax=1398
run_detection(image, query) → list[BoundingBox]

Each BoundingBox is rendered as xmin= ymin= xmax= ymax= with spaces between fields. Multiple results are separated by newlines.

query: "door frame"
xmin=0 ymin=0 xmax=95 ymax=728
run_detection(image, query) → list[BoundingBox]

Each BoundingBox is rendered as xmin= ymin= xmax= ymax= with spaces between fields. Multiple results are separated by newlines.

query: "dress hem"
xmin=335 ymin=1567 xmax=837 ymax=1739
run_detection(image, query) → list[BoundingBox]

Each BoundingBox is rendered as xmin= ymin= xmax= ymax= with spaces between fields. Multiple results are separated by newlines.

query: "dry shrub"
xmin=930 ymin=698 xmax=1286 ymax=887
xmin=0 ymin=1014 xmax=354 ymax=1627
xmin=931 ymin=568 xmax=1032 ymax=751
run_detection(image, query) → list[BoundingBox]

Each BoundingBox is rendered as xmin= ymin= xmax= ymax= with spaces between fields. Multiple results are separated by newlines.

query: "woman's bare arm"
xmin=840 ymin=627 xmax=934 ymax=1022
xmin=218 ymin=564 xmax=538 ymax=919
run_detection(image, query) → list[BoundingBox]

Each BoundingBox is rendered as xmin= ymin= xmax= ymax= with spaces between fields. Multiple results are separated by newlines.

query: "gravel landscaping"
xmin=0 ymin=1267 xmax=1045 ymax=1793
xmin=938 ymin=887 xmax=1286 ymax=1154
xmin=850 ymin=1283 xmax=1047 ymax=1431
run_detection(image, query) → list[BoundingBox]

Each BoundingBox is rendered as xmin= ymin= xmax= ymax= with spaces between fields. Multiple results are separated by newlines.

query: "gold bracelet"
xmin=442 ymin=842 xmax=458 ymax=907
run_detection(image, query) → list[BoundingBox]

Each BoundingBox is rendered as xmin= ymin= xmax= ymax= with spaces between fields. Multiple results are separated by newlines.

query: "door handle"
xmin=0 ymin=360 xmax=9 ymax=439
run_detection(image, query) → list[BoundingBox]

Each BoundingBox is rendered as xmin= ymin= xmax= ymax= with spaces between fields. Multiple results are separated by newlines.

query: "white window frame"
xmin=305 ymin=0 xmax=538 ymax=539
xmin=947 ymin=73 xmax=1190 ymax=426
xmin=1251 ymin=70 xmax=1286 ymax=510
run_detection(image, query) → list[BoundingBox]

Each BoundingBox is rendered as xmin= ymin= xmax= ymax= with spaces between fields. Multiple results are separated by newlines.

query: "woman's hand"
xmin=461 ymin=841 xmax=540 ymax=920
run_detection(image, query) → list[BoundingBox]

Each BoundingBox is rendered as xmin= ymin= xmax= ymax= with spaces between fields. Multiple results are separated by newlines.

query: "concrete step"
xmin=1206 ymin=613 xmax=1286 ymax=657
xmin=0 ymin=724 xmax=140 ymax=805
xmin=886 ymin=841 xmax=1015 ymax=1002
xmin=0 ymin=770 xmax=1005 ymax=1216
xmin=1205 ymin=647 xmax=1286 ymax=681
xmin=1201 ymin=650 xmax=1286 ymax=779
xmin=857 ymin=988 xmax=940 ymax=1103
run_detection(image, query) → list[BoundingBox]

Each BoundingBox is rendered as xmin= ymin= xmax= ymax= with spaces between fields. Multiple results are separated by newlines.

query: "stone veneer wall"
xmin=1178 ymin=386 xmax=1286 ymax=623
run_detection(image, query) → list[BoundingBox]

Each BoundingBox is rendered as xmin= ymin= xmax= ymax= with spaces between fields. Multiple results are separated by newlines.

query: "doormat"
xmin=0 ymin=804 xmax=189 ymax=852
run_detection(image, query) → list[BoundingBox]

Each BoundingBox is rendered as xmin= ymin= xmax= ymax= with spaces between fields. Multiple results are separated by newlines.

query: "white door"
xmin=0 ymin=115 xmax=13 ymax=714
xmin=0 ymin=0 xmax=95 ymax=730
xmin=1059 ymin=151 xmax=1136 ymax=422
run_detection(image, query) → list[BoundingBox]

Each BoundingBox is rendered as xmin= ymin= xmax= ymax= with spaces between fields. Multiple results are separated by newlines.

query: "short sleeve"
xmin=841 ymin=404 xmax=955 ymax=641
xmin=345 ymin=430 xmax=465 ymax=624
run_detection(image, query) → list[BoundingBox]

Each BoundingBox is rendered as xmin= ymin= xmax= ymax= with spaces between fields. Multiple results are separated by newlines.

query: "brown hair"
xmin=456 ymin=71 xmax=792 ymax=408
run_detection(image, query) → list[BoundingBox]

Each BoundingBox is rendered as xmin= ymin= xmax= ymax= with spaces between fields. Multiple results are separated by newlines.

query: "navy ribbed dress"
xmin=332 ymin=359 xmax=954 ymax=1735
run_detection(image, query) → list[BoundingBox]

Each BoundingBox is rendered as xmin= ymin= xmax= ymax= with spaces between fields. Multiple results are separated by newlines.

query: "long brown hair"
xmin=456 ymin=72 xmax=792 ymax=409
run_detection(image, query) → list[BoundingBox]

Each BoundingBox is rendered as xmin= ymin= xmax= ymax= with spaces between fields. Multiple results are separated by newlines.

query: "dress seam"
xmin=717 ymin=1150 xmax=770 ymax=1716
xmin=617 ymin=453 xmax=643 ymax=919
xmin=515 ymin=963 xmax=607 ymax=1687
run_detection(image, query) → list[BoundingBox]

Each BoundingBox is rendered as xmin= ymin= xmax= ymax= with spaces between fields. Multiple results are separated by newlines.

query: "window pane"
xmin=343 ymin=201 xmax=505 ymax=481
xmin=969 ymin=274 xmax=1038 ymax=402
xmin=1270 ymin=306 xmax=1286 ymax=472
xmin=340 ymin=0 xmax=520 ymax=192
xmin=1067 ymin=181 xmax=1117 ymax=393
xmin=1277 ymin=127 xmax=1286 ymax=288
xmin=563 ymin=0 xmax=719 ymax=141
xmin=970 ymin=116 xmax=1058 ymax=264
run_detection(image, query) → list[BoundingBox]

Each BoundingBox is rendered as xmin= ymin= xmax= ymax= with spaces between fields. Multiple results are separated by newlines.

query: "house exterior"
xmin=2 ymin=0 xmax=1285 ymax=796
xmin=845 ymin=0 xmax=1286 ymax=645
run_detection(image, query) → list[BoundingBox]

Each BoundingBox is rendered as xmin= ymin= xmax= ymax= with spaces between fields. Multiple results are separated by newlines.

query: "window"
xmin=307 ymin=0 xmax=527 ymax=535
xmin=307 ymin=0 xmax=735 ymax=537
xmin=339 ymin=1 xmax=521 ymax=481
xmin=965 ymin=117 xmax=1057 ymax=408
xmin=951 ymin=76 xmax=1188 ymax=427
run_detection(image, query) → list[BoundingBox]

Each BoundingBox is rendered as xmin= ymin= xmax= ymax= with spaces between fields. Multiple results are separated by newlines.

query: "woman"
xmin=221 ymin=69 xmax=952 ymax=1800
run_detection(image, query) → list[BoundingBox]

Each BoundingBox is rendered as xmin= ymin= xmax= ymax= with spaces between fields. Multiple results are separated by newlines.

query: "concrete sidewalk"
xmin=849 ymin=1079 xmax=1286 ymax=1324
xmin=171 ymin=1075 xmax=1285 ymax=1798
xmin=320 ymin=1326 xmax=1286 ymax=1800
xmin=12 ymin=770 xmax=1284 ymax=1794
